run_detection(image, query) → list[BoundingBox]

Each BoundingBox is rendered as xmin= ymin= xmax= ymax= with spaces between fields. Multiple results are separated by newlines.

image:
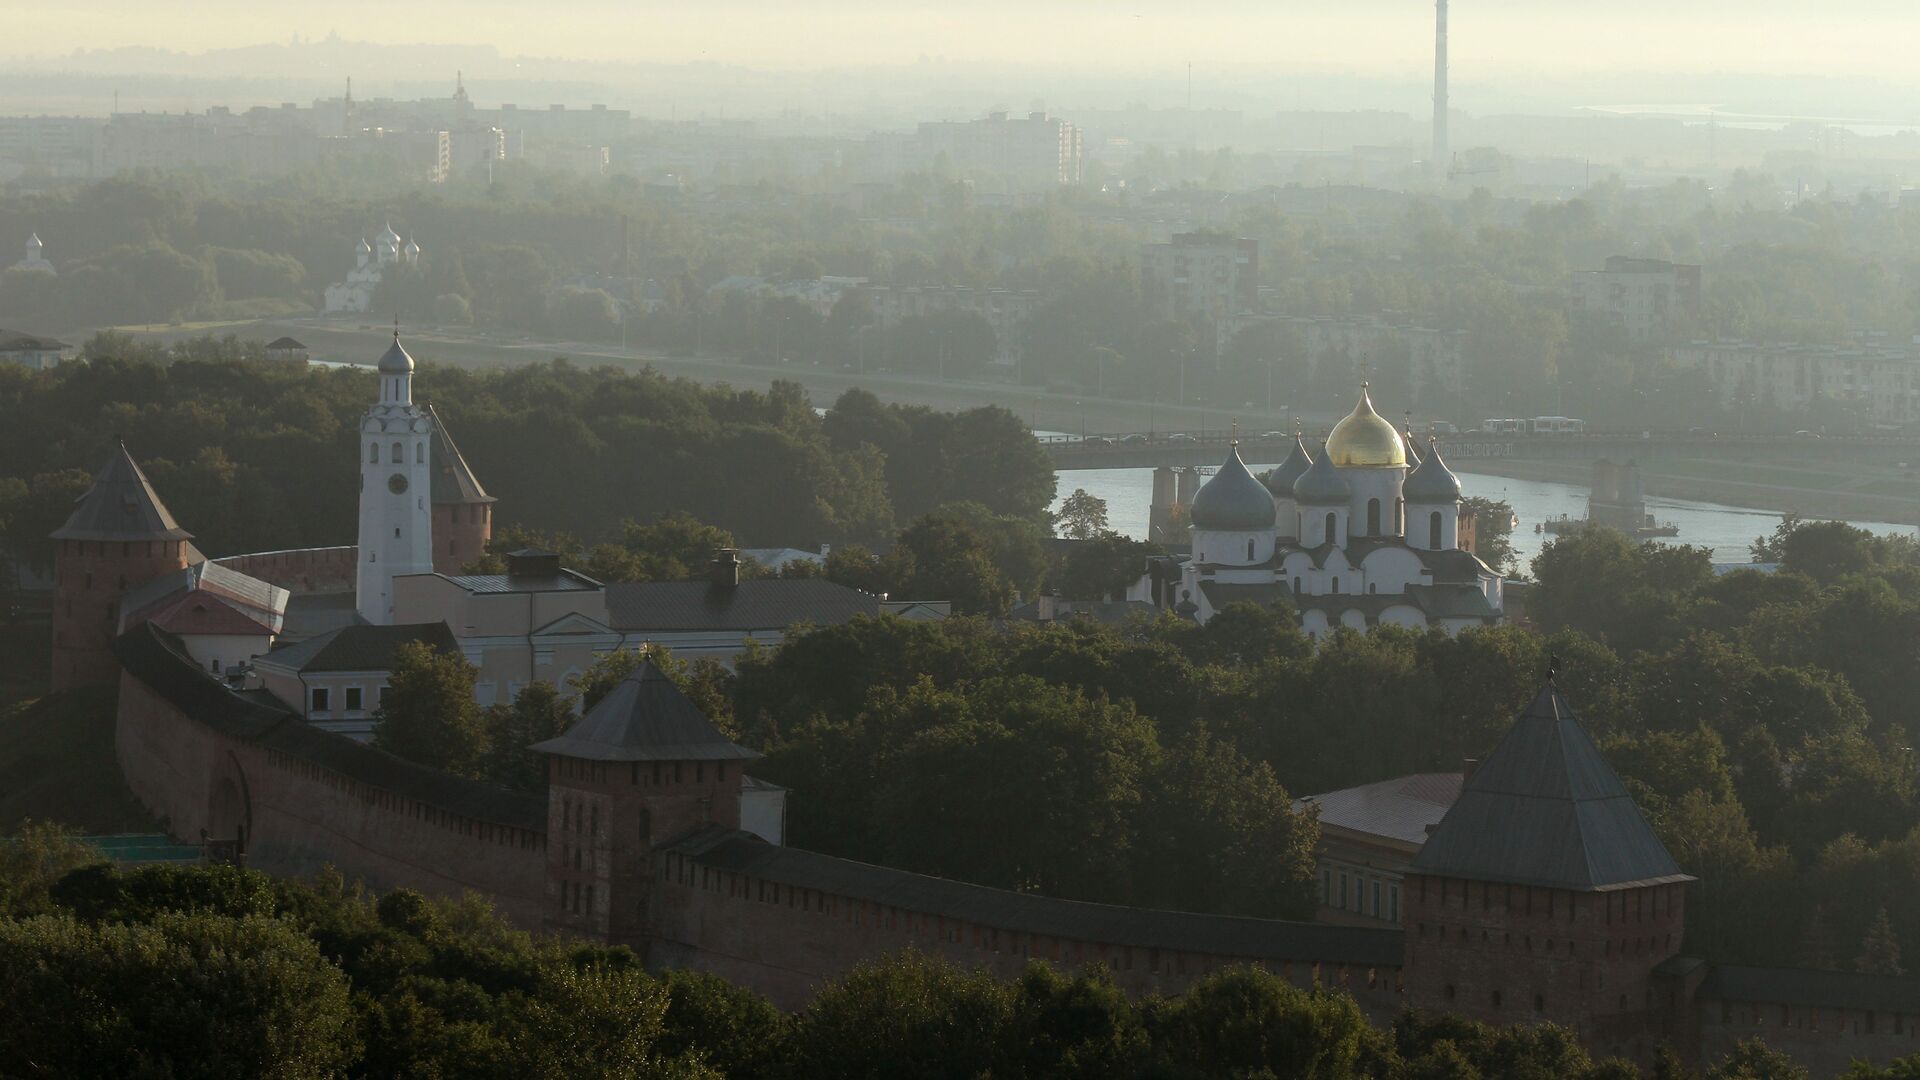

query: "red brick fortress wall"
xmin=211 ymin=546 xmax=358 ymax=597
xmin=52 ymin=537 xmax=191 ymax=690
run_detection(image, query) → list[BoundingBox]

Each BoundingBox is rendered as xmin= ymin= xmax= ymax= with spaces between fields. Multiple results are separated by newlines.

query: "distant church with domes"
xmin=1164 ymin=385 xmax=1504 ymax=637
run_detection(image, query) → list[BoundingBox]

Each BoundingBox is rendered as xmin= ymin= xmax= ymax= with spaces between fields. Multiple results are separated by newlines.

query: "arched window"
xmin=1332 ymin=576 xmax=1340 ymax=592
xmin=1324 ymin=512 xmax=1337 ymax=545
xmin=1429 ymin=511 xmax=1443 ymax=550
xmin=1246 ymin=538 xmax=1255 ymax=561
xmin=1395 ymin=498 xmax=1405 ymax=533
xmin=369 ymin=443 xmax=379 ymax=464
xmin=1366 ymin=498 xmax=1381 ymax=536
xmin=391 ymin=441 xmax=403 ymax=463
xmin=1293 ymin=577 xmax=1302 ymax=594
xmin=416 ymin=442 xmax=425 ymax=463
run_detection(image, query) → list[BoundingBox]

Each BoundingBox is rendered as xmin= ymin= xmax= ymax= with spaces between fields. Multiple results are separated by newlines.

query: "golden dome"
xmin=1324 ymin=384 xmax=1407 ymax=468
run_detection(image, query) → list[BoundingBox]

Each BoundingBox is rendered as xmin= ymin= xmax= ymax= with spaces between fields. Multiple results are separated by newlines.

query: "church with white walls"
xmin=1170 ymin=385 xmax=1504 ymax=638
xmin=325 ymin=223 xmax=420 ymax=314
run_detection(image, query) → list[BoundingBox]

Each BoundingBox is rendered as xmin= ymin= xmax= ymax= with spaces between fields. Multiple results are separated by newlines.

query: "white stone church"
xmin=1165 ymin=385 xmax=1504 ymax=638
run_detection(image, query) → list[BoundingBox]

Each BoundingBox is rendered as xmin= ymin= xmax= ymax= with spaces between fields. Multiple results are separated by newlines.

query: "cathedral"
xmin=324 ymin=223 xmax=420 ymax=314
xmin=1173 ymin=385 xmax=1504 ymax=636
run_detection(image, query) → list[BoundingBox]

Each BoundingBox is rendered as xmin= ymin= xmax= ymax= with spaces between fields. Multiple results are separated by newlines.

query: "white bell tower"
xmin=356 ymin=331 xmax=436 ymax=624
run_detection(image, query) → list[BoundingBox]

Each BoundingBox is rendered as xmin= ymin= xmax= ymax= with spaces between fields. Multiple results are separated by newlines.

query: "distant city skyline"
xmin=9 ymin=0 xmax=1920 ymax=85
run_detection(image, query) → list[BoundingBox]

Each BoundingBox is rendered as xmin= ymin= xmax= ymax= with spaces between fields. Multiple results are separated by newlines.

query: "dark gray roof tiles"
xmin=1410 ymin=685 xmax=1692 ymax=892
xmin=669 ymin=828 xmax=1405 ymax=968
xmin=1293 ymin=442 xmax=1352 ymax=504
xmin=529 ymin=661 xmax=759 ymax=762
xmin=1302 ymin=772 xmax=1463 ymax=846
xmin=604 ymin=578 xmax=880 ymax=633
xmin=1404 ymin=440 xmax=1463 ymax=504
xmin=440 ymin=570 xmax=601 ymax=594
xmin=1699 ymin=965 xmax=1920 ymax=1015
xmin=1261 ymin=436 xmax=1315 ymax=498
xmin=52 ymin=443 xmax=192 ymax=542
xmin=258 ymin=621 xmax=459 ymax=674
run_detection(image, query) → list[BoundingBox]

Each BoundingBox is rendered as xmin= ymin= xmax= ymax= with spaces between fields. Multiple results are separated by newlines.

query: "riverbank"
xmin=1456 ymin=457 xmax=1920 ymax=526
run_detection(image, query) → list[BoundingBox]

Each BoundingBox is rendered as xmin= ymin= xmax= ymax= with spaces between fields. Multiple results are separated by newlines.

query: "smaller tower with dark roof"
xmin=530 ymin=661 xmax=759 ymax=947
xmin=423 ymin=403 xmax=495 ymax=574
xmin=1404 ymin=438 xmax=1463 ymax=551
xmin=50 ymin=443 xmax=194 ymax=689
xmin=1403 ymin=681 xmax=1693 ymax=1057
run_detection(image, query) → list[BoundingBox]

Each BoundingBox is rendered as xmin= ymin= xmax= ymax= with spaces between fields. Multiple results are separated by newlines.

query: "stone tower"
xmin=530 ymin=661 xmax=758 ymax=949
xmin=50 ymin=443 xmax=193 ymax=689
xmin=424 ymin=403 xmax=494 ymax=575
xmin=1402 ymin=682 xmax=1695 ymax=1061
xmin=356 ymin=333 xmax=435 ymax=625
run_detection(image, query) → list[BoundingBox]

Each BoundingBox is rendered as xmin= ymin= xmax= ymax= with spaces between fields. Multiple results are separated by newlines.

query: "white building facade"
xmin=324 ymin=223 xmax=419 ymax=314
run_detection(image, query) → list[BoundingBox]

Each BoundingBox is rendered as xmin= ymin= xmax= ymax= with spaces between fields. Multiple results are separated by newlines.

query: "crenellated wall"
xmin=211 ymin=546 xmax=358 ymax=597
xmin=114 ymin=625 xmax=549 ymax=927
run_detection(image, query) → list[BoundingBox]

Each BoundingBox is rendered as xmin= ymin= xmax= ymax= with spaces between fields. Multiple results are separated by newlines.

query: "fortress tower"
xmin=424 ymin=403 xmax=494 ymax=575
xmin=50 ymin=443 xmax=193 ymax=689
xmin=356 ymin=334 xmax=436 ymax=624
xmin=530 ymin=661 xmax=758 ymax=950
xmin=1402 ymin=681 xmax=1694 ymax=1060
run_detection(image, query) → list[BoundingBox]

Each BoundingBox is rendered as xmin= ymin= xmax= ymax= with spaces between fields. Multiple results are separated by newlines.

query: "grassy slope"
xmin=0 ymin=686 xmax=159 ymax=834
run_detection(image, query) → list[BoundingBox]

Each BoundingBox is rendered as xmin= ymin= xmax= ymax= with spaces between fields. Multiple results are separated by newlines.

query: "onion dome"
xmin=378 ymin=221 xmax=402 ymax=245
xmin=1324 ymin=384 xmax=1407 ymax=468
xmin=1404 ymin=439 xmax=1462 ymax=503
xmin=356 ymin=237 xmax=372 ymax=254
xmin=378 ymin=332 xmax=415 ymax=374
xmin=1189 ymin=444 xmax=1277 ymax=530
xmin=1261 ymin=435 xmax=1314 ymax=498
xmin=27 ymin=232 xmax=42 ymax=248
xmin=403 ymin=238 xmax=421 ymax=256
xmin=1404 ymin=428 xmax=1424 ymax=467
xmin=1292 ymin=440 xmax=1352 ymax=505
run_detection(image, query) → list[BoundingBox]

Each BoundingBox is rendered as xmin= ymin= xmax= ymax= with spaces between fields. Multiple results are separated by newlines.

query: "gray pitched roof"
xmin=1404 ymin=439 xmax=1463 ymax=503
xmin=1700 ymin=965 xmax=1920 ymax=1015
xmin=1410 ymin=685 xmax=1692 ymax=892
xmin=670 ymin=828 xmax=1404 ymax=967
xmin=51 ymin=443 xmax=193 ymax=542
xmin=258 ymin=621 xmax=458 ymax=674
xmin=528 ymin=661 xmax=759 ymax=762
xmin=0 ymin=329 xmax=70 ymax=351
xmin=265 ymin=336 xmax=306 ymax=350
xmin=425 ymin=404 xmax=494 ymax=505
xmin=1303 ymin=772 xmax=1463 ymax=846
xmin=604 ymin=578 xmax=881 ymax=633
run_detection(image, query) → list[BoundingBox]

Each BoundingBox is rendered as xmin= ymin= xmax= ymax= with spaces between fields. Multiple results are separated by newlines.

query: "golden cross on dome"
xmin=1230 ymin=417 xmax=1239 ymax=445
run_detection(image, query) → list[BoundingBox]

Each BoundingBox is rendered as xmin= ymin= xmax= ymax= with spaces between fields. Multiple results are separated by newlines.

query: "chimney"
xmin=1461 ymin=757 xmax=1479 ymax=785
xmin=505 ymin=548 xmax=561 ymax=579
xmin=711 ymin=548 xmax=741 ymax=587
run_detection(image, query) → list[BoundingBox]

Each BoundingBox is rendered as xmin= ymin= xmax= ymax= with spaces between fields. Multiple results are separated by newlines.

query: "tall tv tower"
xmin=1432 ymin=0 xmax=1450 ymax=180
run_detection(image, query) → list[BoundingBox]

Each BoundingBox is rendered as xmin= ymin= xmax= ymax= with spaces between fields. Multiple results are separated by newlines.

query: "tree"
xmin=1053 ymin=533 xmax=1156 ymax=601
xmin=1857 ymin=905 xmax=1905 ymax=976
xmin=374 ymin=641 xmax=490 ymax=778
xmin=434 ymin=292 xmax=474 ymax=325
xmin=484 ymin=680 xmax=576 ymax=792
xmin=1147 ymin=966 xmax=1376 ymax=1080
xmin=1705 ymin=1038 xmax=1810 ymax=1080
xmin=1056 ymin=489 xmax=1109 ymax=540
xmin=0 ymin=820 xmax=106 ymax=918
xmin=784 ymin=952 xmax=1011 ymax=1080
xmin=891 ymin=511 xmax=1014 ymax=616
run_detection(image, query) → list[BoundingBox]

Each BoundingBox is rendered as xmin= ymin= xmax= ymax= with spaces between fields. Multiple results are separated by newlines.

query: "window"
xmin=394 ymin=527 xmax=401 ymax=538
xmin=1366 ymin=498 xmax=1381 ymax=535
xmin=345 ymin=687 xmax=363 ymax=711
xmin=1390 ymin=885 xmax=1399 ymax=922
xmin=1430 ymin=511 xmax=1442 ymax=549
xmin=391 ymin=442 xmax=403 ymax=462
xmin=311 ymin=688 xmax=329 ymax=712
xmin=378 ymin=686 xmax=391 ymax=708
xmin=416 ymin=442 xmax=425 ymax=463
xmin=1293 ymin=577 xmax=1302 ymax=594
xmin=1372 ymin=880 xmax=1382 ymax=917
xmin=1321 ymin=869 xmax=1331 ymax=903
xmin=1246 ymin=538 xmax=1255 ymax=561
xmin=1534 ymin=994 xmax=1546 ymax=1013
xmin=369 ymin=443 xmax=379 ymax=463
xmin=1492 ymin=990 xmax=1503 ymax=1008
xmin=1332 ymin=576 xmax=1340 ymax=592
xmin=1395 ymin=498 xmax=1404 ymax=533
xmin=1324 ymin=511 xmax=1337 ymax=544
xmin=209 ymin=658 xmax=220 ymax=674
xmin=1338 ymin=872 xmax=1348 ymax=909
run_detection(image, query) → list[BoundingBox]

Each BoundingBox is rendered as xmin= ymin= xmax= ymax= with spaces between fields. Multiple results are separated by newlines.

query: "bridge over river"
xmin=1043 ymin=430 xmax=1920 ymax=472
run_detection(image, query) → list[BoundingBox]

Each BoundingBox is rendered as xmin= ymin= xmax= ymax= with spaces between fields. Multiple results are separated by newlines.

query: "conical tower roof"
xmin=1410 ymin=683 xmax=1691 ymax=892
xmin=425 ymin=404 xmax=495 ymax=506
xmin=1189 ymin=444 xmax=1276 ymax=530
xmin=529 ymin=661 xmax=759 ymax=762
xmin=52 ymin=443 xmax=192 ymax=542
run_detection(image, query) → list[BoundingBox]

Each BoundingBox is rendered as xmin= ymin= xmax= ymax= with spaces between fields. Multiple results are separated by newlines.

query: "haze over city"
xmin=5 ymin=2 xmax=1920 ymax=1077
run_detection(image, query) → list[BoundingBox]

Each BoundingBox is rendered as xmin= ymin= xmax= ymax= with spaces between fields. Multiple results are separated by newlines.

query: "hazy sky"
xmin=10 ymin=0 xmax=1920 ymax=82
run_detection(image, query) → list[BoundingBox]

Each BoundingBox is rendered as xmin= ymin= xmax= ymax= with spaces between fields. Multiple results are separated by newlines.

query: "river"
xmin=1050 ymin=467 xmax=1918 ymax=571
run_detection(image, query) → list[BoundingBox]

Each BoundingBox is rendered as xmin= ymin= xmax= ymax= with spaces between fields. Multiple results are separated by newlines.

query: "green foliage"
xmin=1057 ymin=487 xmax=1110 ymax=540
xmin=374 ymin=641 xmax=490 ymax=778
xmin=784 ymin=952 xmax=1012 ymax=1079
xmin=0 ymin=818 xmax=107 ymax=917
xmin=483 ymin=680 xmax=576 ymax=792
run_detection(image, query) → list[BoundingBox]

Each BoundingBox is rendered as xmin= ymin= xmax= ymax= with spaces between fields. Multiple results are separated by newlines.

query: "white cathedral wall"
xmin=1379 ymin=605 xmax=1426 ymax=631
xmin=1408 ymin=502 xmax=1459 ymax=551
xmin=1344 ymin=468 xmax=1407 ymax=538
xmin=1274 ymin=497 xmax=1299 ymax=540
xmin=1191 ymin=529 xmax=1274 ymax=567
xmin=1359 ymin=547 xmax=1427 ymax=594
xmin=1300 ymin=505 xmax=1348 ymax=547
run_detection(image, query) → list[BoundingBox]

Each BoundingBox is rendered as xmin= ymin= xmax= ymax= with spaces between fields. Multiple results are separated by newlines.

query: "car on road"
xmin=1793 ymin=430 xmax=1822 ymax=439
xmin=1118 ymin=433 xmax=1149 ymax=445
xmin=1166 ymin=432 xmax=1197 ymax=444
